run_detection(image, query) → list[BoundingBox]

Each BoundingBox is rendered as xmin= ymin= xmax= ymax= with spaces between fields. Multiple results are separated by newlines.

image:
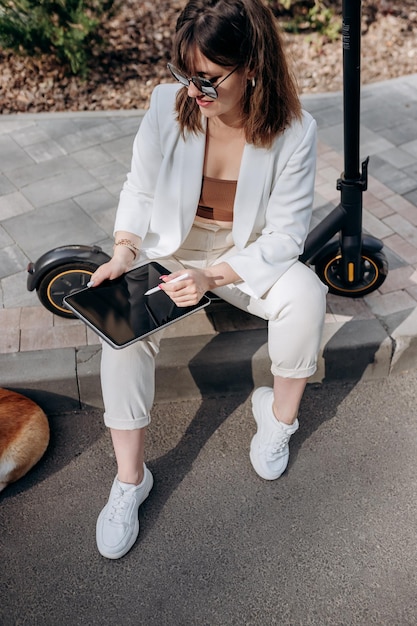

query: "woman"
xmin=90 ymin=0 xmax=327 ymax=559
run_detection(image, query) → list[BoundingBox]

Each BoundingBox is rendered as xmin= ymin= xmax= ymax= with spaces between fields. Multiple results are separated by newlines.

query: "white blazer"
xmin=114 ymin=83 xmax=317 ymax=298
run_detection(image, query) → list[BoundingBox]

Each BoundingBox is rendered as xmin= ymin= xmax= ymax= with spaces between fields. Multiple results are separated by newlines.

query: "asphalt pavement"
xmin=1 ymin=371 xmax=417 ymax=625
xmin=1 ymin=74 xmax=417 ymax=409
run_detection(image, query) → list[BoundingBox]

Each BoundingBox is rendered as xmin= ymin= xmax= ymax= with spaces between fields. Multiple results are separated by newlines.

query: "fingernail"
xmin=87 ymin=280 xmax=95 ymax=288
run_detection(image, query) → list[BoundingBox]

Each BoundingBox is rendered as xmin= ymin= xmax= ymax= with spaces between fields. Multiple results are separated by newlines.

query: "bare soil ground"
xmin=0 ymin=0 xmax=415 ymax=114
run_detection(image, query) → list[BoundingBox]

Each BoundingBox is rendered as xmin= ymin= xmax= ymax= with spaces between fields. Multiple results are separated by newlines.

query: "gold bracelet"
xmin=114 ymin=239 xmax=139 ymax=260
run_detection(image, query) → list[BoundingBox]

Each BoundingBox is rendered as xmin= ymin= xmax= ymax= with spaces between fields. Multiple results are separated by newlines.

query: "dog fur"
xmin=0 ymin=389 xmax=50 ymax=492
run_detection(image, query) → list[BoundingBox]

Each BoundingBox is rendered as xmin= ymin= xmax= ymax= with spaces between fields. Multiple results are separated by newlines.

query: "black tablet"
xmin=63 ymin=261 xmax=211 ymax=349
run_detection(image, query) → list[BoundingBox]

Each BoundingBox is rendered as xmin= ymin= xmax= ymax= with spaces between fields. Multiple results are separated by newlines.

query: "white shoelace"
xmin=265 ymin=432 xmax=290 ymax=459
xmin=107 ymin=485 xmax=134 ymax=524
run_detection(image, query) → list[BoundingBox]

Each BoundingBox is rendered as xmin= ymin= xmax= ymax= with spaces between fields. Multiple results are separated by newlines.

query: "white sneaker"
xmin=96 ymin=464 xmax=153 ymax=559
xmin=250 ymin=387 xmax=299 ymax=480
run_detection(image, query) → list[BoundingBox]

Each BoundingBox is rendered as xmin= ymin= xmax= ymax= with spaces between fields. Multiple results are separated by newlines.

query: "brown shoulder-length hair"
xmin=171 ymin=0 xmax=301 ymax=148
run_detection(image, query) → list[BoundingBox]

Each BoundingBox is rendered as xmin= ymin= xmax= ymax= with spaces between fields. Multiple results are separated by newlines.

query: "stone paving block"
xmin=314 ymin=172 xmax=327 ymax=187
xmin=4 ymin=199 xmax=108 ymax=260
xmin=23 ymin=139 xmax=67 ymax=164
xmin=359 ymin=127 xmax=393 ymax=157
xmin=72 ymin=145 xmax=115 ymax=169
xmin=58 ymin=121 xmax=123 ymax=153
xmin=20 ymin=324 xmax=87 ymax=352
xmin=52 ymin=314 xmax=85 ymax=328
xmin=74 ymin=187 xmax=117 ymax=215
xmin=20 ymin=167 xmax=100 ymax=209
xmin=0 ymin=307 xmax=21 ymax=353
xmin=88 ymin=206 xmax=117 ymax=237
xmin=0 ymin=304 xmax=20 ymax=325
xmin=312 ymin=192 xmax=331 ymax=211
xmin=404 ymin=188 xmax=417 ymax=207
xmin=364 ymin=209 xmax=395 ymax=239
xmin=364 ymin=290 xmax=416 ymax=317
xmin=101 ymin=135 xmax=137 ymax=159
xmin=11 ymin=125 xmax=52 ymax=148
xmin=360 ymin=102 xmax=410 ymax=131
xmin=0 ymin=135 xmax=34 ymax=172
xmin=378 ymin=146 xmax=416 ymax=169
xmin=367 ymin=154 xmax=417 ymax=195
xmin=382 ymin=234 xmax=417 ymax=264
xmin=378 ymin=265 xmax=417 ymax=294
xmin=367 ymin=176 xmax=393 ymax=200
xmin=406 ymin=284 xmax=417 ymax=300
xmin=0 ymin=225 xmax=13 ymax=247
xmin=383 ymin=214 xmax=417 ymax=248
xmin=0 ymin=191 xmax=34 ymax=221
xmin=1 ymin=271 xmax=37 ymax=308
xmin=36 ymin=118 xmax=80 ymax=139
xmin=0 ymin=174 xmax=16 ymax=196
xmin=0 ymin=329 xmax=20 ymax=354
xmin=363 ymin=191 xmax=394 ymax=219
xmin=316 ymin=140 xmax=332 ymax=155
xmin=317 ymin=154 xmax=336 ymax=171
xmin=402 ymin=139 xmax=417 ymax=159
xmin=316 ymin=124 xmax=343 ymax=152
xmin=378 ymin=118 xmax=417 ymax=146
xmin=310 ymin=202 xmax=335 ymax=225
xmin=89 ymin=160 xmax=127 ymax=186
xmin=110 ymin=115 xmax=143 ymax=136
xmin=5 ymin=155 xmax=80 ymax=189
xmin=314 ymin=181 xmax=340 ymax=203
xmin=380 ymin=245 xmax=407 ymax=271
xmin=308 ymin=106 xmax=344 ymax=128
xmin=301 ymin=93 xmax=342 ymax=115
xmin=20 ymin=305 xmax=53 ymax=329
xmin=326 ymin=294 xmax=375 ymax=320
xmin=318 ymin=165 xmax=340 ymax=184
xmin=0 ymin=245 xmax=30 ymax=279
xmin=404 ymin=161 xmax=417 ymax=183
xmin=384 ymin=194 xmax=417 ymax=226
xmin=0 ymin=119 xmax=35 ymax=135
xmin=318 ymin=150 xmax=344 ymax=170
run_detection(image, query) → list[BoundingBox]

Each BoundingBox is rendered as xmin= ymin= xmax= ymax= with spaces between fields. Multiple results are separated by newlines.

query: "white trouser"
xmin=101 ymin=222 xmax=327 ymax=430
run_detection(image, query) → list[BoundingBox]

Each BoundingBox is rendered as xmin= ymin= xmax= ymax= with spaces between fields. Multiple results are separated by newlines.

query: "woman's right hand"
xmin=88 ymin=249 xmax=134 ymax=287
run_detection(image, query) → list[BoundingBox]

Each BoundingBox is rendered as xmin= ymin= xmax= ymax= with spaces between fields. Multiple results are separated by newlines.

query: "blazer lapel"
xmin=178 ymin=125 xmax=206 ymax=231
xmin=233 ymin=143 xmax=272 ymax=249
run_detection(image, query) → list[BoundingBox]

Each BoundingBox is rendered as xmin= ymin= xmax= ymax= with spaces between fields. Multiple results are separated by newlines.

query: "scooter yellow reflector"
xmin=348 ymin=262 xmax=355 ymax=282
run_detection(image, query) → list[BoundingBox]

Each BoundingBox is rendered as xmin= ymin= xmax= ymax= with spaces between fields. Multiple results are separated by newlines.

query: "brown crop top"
xmin=196 ymin=176 xmax=237 ymax=222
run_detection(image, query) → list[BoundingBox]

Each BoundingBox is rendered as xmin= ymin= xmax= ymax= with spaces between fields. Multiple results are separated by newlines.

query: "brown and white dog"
xmin=0 ymin=389 xmax=50 ymax=492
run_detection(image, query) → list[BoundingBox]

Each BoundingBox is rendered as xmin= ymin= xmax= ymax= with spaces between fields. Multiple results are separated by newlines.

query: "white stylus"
xmin=144 ymin=273 xmax=189 ymax=296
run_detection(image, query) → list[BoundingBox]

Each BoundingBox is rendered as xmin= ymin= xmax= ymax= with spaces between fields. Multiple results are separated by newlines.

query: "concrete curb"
xmin=3 ymin=309 xmax=412 ymax=414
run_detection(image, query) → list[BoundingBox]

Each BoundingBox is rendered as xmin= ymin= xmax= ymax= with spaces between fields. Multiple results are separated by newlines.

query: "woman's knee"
xmin=257 ymin=262 xmax=327 ymax=322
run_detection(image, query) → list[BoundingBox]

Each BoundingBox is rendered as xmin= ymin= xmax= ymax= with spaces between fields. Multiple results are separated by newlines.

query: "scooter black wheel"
xmin=37 ymin=262 xmax=99 ymax=317
xmin=314 ymin=247 xmax=388 ymax=297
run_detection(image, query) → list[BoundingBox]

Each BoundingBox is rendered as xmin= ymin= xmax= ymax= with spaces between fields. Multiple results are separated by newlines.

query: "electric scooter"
xmin=27 ymin=0 xmax=388 ymax=318
xmin=300 ymin=0 xmax=388 ymax=293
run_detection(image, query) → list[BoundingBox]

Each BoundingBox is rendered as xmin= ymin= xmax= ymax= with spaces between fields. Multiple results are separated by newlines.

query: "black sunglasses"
xmin=167 ymin=63 xmax=238 ymax=99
